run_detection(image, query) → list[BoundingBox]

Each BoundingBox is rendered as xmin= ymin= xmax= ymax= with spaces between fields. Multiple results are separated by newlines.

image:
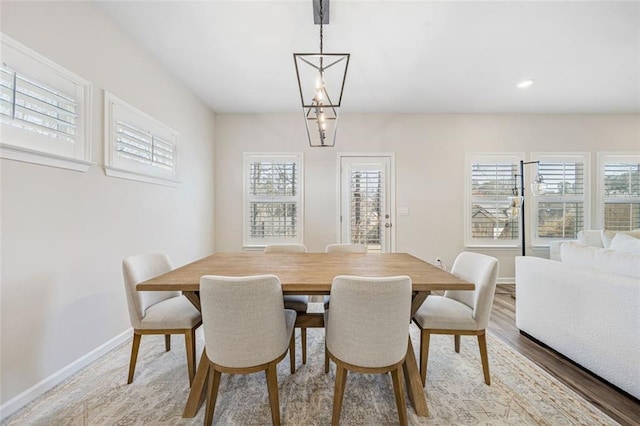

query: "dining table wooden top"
xmin=137 ymin=251 xmax=474 ymax=294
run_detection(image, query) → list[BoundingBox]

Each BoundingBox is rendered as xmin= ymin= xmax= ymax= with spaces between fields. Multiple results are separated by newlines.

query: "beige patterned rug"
xmin=3 ymin=319 xmax=617 ymax=425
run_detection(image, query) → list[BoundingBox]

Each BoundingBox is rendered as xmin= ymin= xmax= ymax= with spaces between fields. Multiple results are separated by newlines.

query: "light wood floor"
xmin=488 ymin=284 xmax=640 ymax=426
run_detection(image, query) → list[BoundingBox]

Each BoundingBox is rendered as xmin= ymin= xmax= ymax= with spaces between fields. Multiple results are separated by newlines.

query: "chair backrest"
xmin=200 ymin=275 xmax=290 ymax=368
xmin=122 ymin=252 xmax=179 ymax=329
xmin=326 ymin=275 xmax=412 ymax=368
xmin=325 ymin=243 xmax=368 ymax=253
xmin=264 ymin=244 xmax=307 ymax=253
xmin=444 ymin=252 xmax=499 ymax=329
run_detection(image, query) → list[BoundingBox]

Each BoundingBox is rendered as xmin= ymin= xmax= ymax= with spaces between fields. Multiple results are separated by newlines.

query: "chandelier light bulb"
xmin=531 ymin=173 xmax=547 ymax=196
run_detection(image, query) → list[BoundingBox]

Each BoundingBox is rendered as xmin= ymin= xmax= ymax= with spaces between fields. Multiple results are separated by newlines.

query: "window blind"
xmin=116 ymin=121 xmax=175 ymax=171
xmin=247 ymin=159 xmax=300 ymax=241
xmin=349 ymin=170 xmax=383 ymax=251
xmin=603 ymin=162 xmax=640 ymax=230
xmin=1 ymin=66 xmax=77 ymax=143
xmin=534 ymin=160 xmax=585 ymax=240
xmin=470 ymin=162 xmax=519 ymax=240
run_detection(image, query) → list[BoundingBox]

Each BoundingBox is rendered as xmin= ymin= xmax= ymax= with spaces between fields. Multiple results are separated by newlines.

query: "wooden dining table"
xmin=137 ymin=251 xmax=474 ymax=418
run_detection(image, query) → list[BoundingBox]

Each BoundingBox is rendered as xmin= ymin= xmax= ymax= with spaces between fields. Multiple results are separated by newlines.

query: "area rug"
xmin=3 ymin=314 xmax=617 ymax=425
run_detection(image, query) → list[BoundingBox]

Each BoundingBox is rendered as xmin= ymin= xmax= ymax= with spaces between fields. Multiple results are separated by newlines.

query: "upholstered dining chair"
xmin=122 ymin=252 xmax=201 ymax=385
xmin=322 ymin=244 xmax=367 ymax=312
xmin=325 ymin=243 xmax=368 ymax=253
xmin=325 ymin=275 xmax=412 ymax=426
xmin=264 ymin=244 xmax=309 ymax=371
xmin=413 ymin=251 xmax=499 ymax=386
xmin=199 ymin=275 xmax=296 ymax=426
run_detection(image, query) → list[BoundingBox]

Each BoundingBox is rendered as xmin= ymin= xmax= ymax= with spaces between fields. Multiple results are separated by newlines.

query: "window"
xmin=0 ymin=34 xmax=92 ymax=171
xmin=597 ymin=153 xmax=640 ymax=231
xmin=243 ymin=153 xmax=304 ymax=247
xmin=465 ymin=153 xmax=522 ymax=247
xmin=531 ymin=153 xmax=590 ymax=245
xmin=104 ymin=91 xmax=178 ymax=186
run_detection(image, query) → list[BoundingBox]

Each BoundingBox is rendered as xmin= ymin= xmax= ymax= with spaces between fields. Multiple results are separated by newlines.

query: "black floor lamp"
xmin=508 ymin=160 xmax=547 ymax=257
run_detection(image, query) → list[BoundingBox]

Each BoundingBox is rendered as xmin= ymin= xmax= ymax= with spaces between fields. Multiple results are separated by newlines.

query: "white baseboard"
xmin=497 ymin=277 xmax=515 ymax=284
xmin=0 ymin=328 xmax=132 ymax=421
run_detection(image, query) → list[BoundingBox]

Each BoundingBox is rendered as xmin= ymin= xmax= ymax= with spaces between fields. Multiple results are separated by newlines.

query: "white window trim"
xmin=530 ymin=152 xmax=591 ymax=246
xmin=596 ymin=152 xmax=640 ymax=230
xmin=465 ymin=152 xmax=524 ymax=248
xmin=0 ymin=34 xmax=93 ymax=172
xmin=243 ymin=152 xmax=304 ymax=249
xmin=103 ymin=91 xmax=179 ymax=186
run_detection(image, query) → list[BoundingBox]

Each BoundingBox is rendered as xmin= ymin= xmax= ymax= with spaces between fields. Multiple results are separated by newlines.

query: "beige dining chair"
xmin=322 ymin=244 xmax=367 ymax=312
xmin=325 ymin=275 xmax=412 ymax=426
xmin=199 ymin=275 xmax=296 ymax=426
xmin=122 ymin=252 xmax=202 ymax=385
xmin=325 ymin=243 xmax=368 ymax=253
xmin=264 ymin=244 xmax=309 ymax=371
xmin=413 ymin=251 xmax=499 ymax=386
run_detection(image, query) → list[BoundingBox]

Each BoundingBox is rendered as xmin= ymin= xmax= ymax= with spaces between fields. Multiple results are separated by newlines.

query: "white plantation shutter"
xmin=244 ymin=153 xmax=303 ymax=247
xmin=600 ymin=157 xmax=640 ymax=230
xmin=0 ymin=35 xmax=92 ymax=171
xmin=104 ymin=91 xmax=178 ymax=185
xmin=349 ymin=169 xmax=384 ymax=251
xmin=115 ymin=121 xmax=175 ymax=171
xmin=532 ymin=154 xmax=589 ymax=244
xmin=466 ymin=154 xmax=521 ymax=246
xmin=1 ymin=67 xmax=78 ymax=142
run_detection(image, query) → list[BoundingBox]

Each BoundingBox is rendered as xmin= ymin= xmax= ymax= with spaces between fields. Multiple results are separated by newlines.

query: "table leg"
xmin=183 ymin=348 xmax=209 ymax=418
xmin=403 ymin=290 xmax=430 ymax=417
xmin=403 ymin=336 xmax=429 ymax=417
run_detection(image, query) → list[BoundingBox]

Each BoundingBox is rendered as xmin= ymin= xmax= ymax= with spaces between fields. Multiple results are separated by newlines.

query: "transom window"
xmin=0 ymin=34 xmax=92 ymax=171
xmin=104 ymin=91 xmax=178 ymax=186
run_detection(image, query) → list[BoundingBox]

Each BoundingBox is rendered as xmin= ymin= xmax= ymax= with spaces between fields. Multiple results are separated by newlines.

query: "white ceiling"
xmin=96 ymin=0 xmax=640 ymax=114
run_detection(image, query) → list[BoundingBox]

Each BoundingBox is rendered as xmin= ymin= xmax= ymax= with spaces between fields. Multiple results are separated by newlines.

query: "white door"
xmin=340 ymin=155 xmax=394 ymax=252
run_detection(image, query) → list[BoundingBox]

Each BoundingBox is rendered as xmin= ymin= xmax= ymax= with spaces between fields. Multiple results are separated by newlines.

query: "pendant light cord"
xmin=319 ymin=0 xmax=323 ymax=54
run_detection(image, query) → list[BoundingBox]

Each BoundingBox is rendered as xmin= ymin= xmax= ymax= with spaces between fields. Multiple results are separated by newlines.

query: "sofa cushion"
xmin=601 ymin=228 xmax=640 ymax=248
xmin=577 ymin=230 xmax=604 ymax=248
xmin=561 ymin=242 xmax=640 ymax=279
xmin=610 ymin=233 xmax=640 ymax=254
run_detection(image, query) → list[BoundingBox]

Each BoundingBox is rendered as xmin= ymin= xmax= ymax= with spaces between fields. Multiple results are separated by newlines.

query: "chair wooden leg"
xmin=477 ymin=332 xmax=491 ymax=385
xmin=391 ymin=365 xmax=408 ymax=426
xmin=289 ymin=332 xmax=296 ymax=374
xmin=265 ymin=362 xmax=281 ymax=426
xmin=454 ymin=335 xmax=460 ymax=353
xmin=204 ymin=366 xmax=221 ymax=426
xmin=164 ymin=334 xmax=171 ymax=352
xmin=324 ymin=345 xmax=330 ymax=374
xmin=301 ymin=327 xmax=307 ymax=365
xmin=419 ymin=330 xmax=430 ymax=386
xmin=331 ymin=362 xmax=348 ymax=426
xmin=127 ymin=333 xmax=142 ymax=384
xmin=184 ymin=328 xmax=196 ymax=385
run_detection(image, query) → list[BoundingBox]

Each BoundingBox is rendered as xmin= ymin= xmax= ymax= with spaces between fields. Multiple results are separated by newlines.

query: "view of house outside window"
xmin=466 ymin=153 xmax=522 ymax=247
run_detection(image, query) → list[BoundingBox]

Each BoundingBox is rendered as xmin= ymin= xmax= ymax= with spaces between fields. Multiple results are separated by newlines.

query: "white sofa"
xmin=516 ymin=234 xmax=640 ymax=399
xmin=549 ymin=229 xmax=640 ymax=261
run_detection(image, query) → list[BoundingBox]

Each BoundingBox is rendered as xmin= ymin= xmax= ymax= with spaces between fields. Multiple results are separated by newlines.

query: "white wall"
xmin=0 ymin=2 xmax=215 ymax=410
xmin=215 ymin=113 xmax=640 ymax=278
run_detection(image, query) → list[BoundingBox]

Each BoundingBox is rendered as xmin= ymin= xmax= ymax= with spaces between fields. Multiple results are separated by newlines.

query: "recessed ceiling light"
xmin=517 ymin=80 xmax=534 ymax=89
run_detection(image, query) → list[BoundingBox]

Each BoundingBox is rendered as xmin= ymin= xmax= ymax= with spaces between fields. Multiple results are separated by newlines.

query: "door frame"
xmin=336 ymin=152 xmax=396 ymax=252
